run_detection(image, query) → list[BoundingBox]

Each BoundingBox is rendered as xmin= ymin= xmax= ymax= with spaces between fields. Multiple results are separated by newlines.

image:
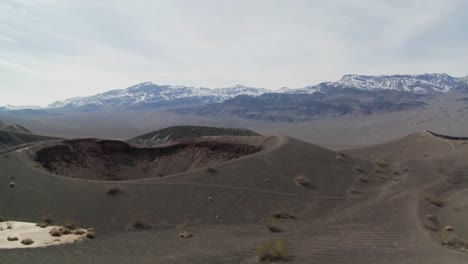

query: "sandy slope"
xmin=0 ymin=133 xmax=468 ymax=263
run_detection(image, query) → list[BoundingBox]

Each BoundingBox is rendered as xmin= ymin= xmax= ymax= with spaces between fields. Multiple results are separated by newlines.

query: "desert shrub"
xmin=424 ymin=195 xmax=444 ymax=207
xmin=294 ymin=174 xmax=310 ymax=187
xmin=357 ymin=175 xmax=370 ymax=183
xmin=272 ymin=208 xmax=296 ymax=219
xmin=374 ymin=160 xmax=387 ymax=167
xmin=443 ymin=236 xmax=468 ymax=250
xmin=63 ymin=220 xmax=78 ymax=230
xmin=424 ymin=215 xmax=440 ymax=231
xmin=107 ymin=187 xmax=123 ymax=196
xmin=21 ymin=238 xmax=34 ymax=245
xmin=133 ymin=218 xmax=152 ymax=230
xmin=206 ymin=167 xmax=217 ymax=174
xmin=41 ymin=213 xmax=54 ymax=225
xmin=354 ymin=167 xmax=365 ymax=173
xmin=256 ymin=240 xmax=288 ymax=262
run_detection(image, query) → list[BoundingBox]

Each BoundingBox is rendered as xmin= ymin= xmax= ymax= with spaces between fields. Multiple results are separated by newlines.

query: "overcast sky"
xmin=1 ymin=0 xmax=467 ymax=106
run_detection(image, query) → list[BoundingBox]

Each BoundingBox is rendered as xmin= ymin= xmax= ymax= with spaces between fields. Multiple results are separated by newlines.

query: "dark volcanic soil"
xmin=31 ymin=136 xmax=272 ymax=181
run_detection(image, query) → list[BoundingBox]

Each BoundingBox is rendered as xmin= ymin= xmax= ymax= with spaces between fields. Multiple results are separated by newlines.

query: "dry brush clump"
xmin=347 ymin=187 xmax=362 ymax=194
xmin=424 ymin=215 xmax=440 ymax=231
xmin=206 ymin=167 xmax=217 ymax=174
xmin=42 ymin=213 xmax=54 ymax=225
xmin=271 ymin=208 xmax=296 ymax=220
xmin=37 ymin=213 xmax=54 ymax=228
xmin=442 ymin=236 xmax=468 ymax=251
xmin=373 ymin=159 xmax=387 ymax=168
xmin=132 ymin=218 xmax=152 ymax=230
xmin=357 ymin=175 xmax=370 ymax=183
xmin=294 ymin=174 xmax=311 ymax=187
xmin=354 ymin=166 xmax=366 ymax=173
xmin=107 ymin=187 xmax=124 ymax=196
xmin=63 ymin=220 xmax=78 ymax=230
xmin=256 ymin=240 xmax=288 ymax=262
xmin=424 ymin=195 xmax=444 ymax=207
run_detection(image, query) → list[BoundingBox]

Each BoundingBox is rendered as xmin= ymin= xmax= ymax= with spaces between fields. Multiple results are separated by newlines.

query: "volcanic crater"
xmin=31 ymin=136 xmax=273 ymax=181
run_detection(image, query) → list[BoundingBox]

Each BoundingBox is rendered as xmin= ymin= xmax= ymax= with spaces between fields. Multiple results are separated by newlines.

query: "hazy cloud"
xmin=0 ymin=0 xmax=467 ymax=106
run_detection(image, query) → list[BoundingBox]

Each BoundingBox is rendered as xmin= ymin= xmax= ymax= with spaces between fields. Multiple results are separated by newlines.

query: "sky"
xmin=1 ymin=0 xmax=468 ymax=106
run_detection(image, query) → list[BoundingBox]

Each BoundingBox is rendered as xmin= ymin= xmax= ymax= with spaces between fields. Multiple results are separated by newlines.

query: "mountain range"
xmin=2 ymin=73 xmax=468 ymax=121
xmin=1 ymin=73 xmax=465 ymax=111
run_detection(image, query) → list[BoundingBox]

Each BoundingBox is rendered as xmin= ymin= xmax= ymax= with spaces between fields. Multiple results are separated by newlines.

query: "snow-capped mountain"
xmin=172 ymin=73 xmax=468 ymax=121
xmin=7 ymin=73 xmax=467 ymax=112
xmin=296 ymin=73 xmax=467 ymax=94
xmin=48 ymin=83 xmax=271 ymax=110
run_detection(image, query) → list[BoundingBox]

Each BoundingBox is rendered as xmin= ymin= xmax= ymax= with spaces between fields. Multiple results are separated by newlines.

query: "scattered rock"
xmin=49 ymin=228 xmax=62 ymax=237
xmin=444 ymin=226 xmax=454 ymax=232
xmin=7 ymin=236 xmax=18 ymax=241
xmin=179 ymin=231 xmax=193 ymax=238
xmin=86 ymin=231 xmax=95 ymax=239
xmin=86 ymin=228 xmax=96 ymax=239
xmin=60 ymin=228 xmax=71 ymax=235
xmin=74 ymin=229 xmax=87 ymax=235
xmin=21 ymin=238 xmax=34 ymax=245
xmin=215 ymin=214 xmax=221 ymax=220
xmin=208 ymin=196 xmax=213 ymax=202
xmin=9 ymin=182 xmax=15 ymax=188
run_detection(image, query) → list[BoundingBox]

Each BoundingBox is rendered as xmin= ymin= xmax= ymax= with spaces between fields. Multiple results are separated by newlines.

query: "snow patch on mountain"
xmin=331 ymin=73 xmax=459 ymax=93
xmin=48 ymin=83 xmax=271 ymax=109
